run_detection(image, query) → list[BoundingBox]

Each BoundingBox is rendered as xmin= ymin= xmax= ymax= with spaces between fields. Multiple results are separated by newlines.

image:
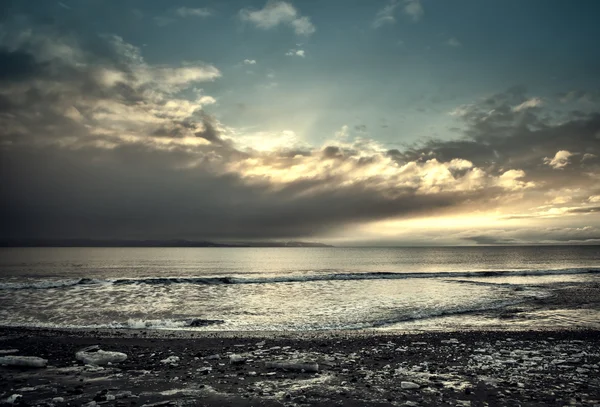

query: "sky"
xmin=1 ymin=0 xmax=599 ymax=246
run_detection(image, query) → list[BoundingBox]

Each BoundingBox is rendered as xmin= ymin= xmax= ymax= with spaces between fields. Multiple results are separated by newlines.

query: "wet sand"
xmin=1 ymin=327 xmax=599 ymax=406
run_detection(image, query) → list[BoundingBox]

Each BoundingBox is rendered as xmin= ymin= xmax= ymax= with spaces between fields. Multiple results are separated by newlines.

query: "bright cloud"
xmin=513 ymin=97 xmax=543 ymax=111
xmin=285 ymin=49 xmax=305 ymax=57
xmin=544 ymin=150 xmax=574 ymax=169
xmin=239 ymin=0 xmax=316 ymax=36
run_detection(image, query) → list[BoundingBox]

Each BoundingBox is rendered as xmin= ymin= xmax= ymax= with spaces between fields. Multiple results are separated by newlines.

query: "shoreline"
xmin=1 ymin=327 xmax=599 ymax=406
xmin=0 ymin=323 xmax=599 ymax=340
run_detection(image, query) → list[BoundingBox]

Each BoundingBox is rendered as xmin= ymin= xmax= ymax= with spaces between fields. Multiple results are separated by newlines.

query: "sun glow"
xmin=363 ymin=214 xmax=516 ymax=237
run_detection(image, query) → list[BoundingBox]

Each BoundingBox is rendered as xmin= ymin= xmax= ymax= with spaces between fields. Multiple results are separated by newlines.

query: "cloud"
xmin=285 ymin=49 xmax=305 ymax=57
xmin=155 ymin=7 xmax=213 ymax=26
xmin=372 ymin=1 xmax=399 ymax=28
xmin=174 ymin=7 xmax=212 ymax=18
xmin=558 ymin=90 xmax=600 ymax=104
xmin=243 ymin=59 xmax=257 ymax=65
xmin=0 ymin=21 xmax=599 ymax=244
xmin=373 ymin=0 xmax=423 ymax=27
xmin=512 ymin=97 xmax=542 ymax=111
xmin=404 ymin=0 xmax=424 ymax=21
xmin=239 ymin=0 xmax=315 ymax=36
xmin=445 ymin=38 xmax=461 ymax=47
xmin=544 ymin=150 xmax=574 ymax=169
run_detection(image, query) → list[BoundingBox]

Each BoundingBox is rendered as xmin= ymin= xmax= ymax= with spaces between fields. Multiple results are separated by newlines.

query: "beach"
xmin=1 ymin=247 xmax=599 ymax=405
xmin=1 ymin=327 xmax=600 ymax=406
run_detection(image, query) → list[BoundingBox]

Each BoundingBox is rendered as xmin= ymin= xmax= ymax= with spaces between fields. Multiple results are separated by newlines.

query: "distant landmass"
xmin=0 ymin=239 xmax=334 ymax=248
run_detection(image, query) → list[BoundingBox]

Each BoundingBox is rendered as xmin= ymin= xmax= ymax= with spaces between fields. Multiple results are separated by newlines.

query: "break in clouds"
xmin=0 ymin=17 xmax=599 ymax=245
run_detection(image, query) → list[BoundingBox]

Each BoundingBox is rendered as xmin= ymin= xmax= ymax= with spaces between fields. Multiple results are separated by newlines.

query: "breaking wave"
xmin=0 ymin=267 xmax=598 ymax=290
xmin=107 ymin=318 xmax=225 ymax=329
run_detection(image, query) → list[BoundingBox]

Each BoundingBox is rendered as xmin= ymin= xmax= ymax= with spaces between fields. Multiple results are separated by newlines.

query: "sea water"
xmin=0 ymin=246 xmax=598 ymax=331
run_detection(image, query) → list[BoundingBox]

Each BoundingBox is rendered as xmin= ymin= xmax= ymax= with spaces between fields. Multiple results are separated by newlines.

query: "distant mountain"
xmin=241 ymin=241 xmax=334 ymax=248
xmin=0 ymin=239 xmax=333 ymax=248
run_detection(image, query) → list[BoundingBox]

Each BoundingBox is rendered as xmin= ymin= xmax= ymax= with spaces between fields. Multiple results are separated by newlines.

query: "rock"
xmin=188 ymin=318 xmax=224 ymax=327
xmin=94 ymin=389 xmax=108 ymax=402
xmin=198 ymin=366 xmax=212 ymax=374
xmin=265 ymin=361 xmax=319 ymax=373
xmin=0 ymin=355 xmax=48 ymax=368
xmin=76 ymin=347 xmax=127 ymax=366
xmin=204 ymin=354 xmax=220 ymax=360
xmin=111 ymin=391 xmax=133 ymax=399
xmin=141 ymin=401 xmax=176 ymax=407
xmin=0 ymin=349 xmax=19 ymax=355
xmin=230 ymin=354 xmax=246 ymax=364
xmin=52 ymin=397 xmax=65 ymax=403
xmin=400 ymin=381 xmax=420 ymax=390
xmin=160 ymin=356 xmax=180 ymax=365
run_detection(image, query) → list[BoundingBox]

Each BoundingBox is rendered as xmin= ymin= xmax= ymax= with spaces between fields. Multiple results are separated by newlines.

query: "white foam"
xmin=4 ymin=267 xmax=597 ymax=291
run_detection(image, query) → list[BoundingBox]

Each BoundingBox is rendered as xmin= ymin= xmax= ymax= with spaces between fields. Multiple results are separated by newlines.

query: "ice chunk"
xmin=76 ymin=346 xmax=127 ymax=366
xmin=229 ymin=354 xmax=246 ymax=364
xmin=2 ymin=394 xmax=22 ymax=404
xmin=160 ymin=356 xmax=180 ymax=364
xmin=0 ymin=356 xmax=48 ymax=368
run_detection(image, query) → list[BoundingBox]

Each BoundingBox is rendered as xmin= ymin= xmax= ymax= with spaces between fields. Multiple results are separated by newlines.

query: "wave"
xmin=0 ymin=278 xmax=104 ymax=290
xmin=0 ymin=267 xmax=598 ymax=290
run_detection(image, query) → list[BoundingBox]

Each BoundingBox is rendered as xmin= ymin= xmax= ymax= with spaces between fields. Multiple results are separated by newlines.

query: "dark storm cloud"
xmin=0 ymin=142 xmax=479 ymax=240
xmin=0 ymin=48 xmax=44 ymax=81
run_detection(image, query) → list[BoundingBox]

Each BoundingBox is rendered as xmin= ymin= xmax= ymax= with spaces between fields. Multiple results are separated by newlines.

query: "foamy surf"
xmin=0 ymin=267 xmax=598 ymax=290
xmin=0 ymin=294 xmax=544 ymax=331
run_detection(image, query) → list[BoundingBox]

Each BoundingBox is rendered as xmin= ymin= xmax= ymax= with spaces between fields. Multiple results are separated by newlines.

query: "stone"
xmin=265 ymin=361 xmax=319 ymax=373
xmin=400 ymin=381 xmax=420 ymax=390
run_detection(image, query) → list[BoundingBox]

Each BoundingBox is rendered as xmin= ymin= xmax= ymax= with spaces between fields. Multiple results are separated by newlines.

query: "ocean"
xmin=1 ymin=246 xmax=599 ymax=332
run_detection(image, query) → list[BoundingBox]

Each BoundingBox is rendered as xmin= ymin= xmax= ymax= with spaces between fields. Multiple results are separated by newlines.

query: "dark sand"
xmin=1 ymin=327 xmax=599 ymax=407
